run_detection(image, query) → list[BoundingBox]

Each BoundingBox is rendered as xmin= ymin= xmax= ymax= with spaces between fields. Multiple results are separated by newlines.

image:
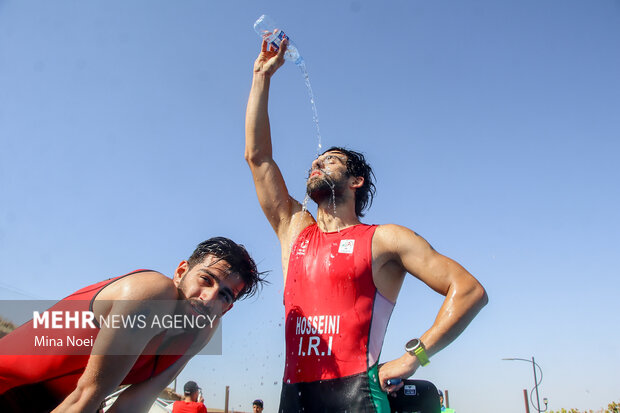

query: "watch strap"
xmin=413 ymin=345 xmax=430 ymax=366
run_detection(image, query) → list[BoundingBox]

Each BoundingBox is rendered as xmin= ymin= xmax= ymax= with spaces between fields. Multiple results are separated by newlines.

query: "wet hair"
xmin=322 ymin=147 xmax=376 ymax=217
xmin=187 ymin=237 xmax=267 ymax=300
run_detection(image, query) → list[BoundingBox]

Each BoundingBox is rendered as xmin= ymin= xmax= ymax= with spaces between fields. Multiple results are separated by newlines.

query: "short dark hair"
xmin=323 ymin=147 xmax=376 ymax=217
xmin=184 ymin=380 xmax=200 ymax=395
xmin=188 ymin=237 xmax=267 ymax=300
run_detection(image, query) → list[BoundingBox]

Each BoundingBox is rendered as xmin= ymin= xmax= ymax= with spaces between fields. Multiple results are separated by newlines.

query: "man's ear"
xmin=222 ymin=303 xmax=234 ymax=316
xmin=350 ymin=176 xmax=364 ymax=189
xmin=173 ymin=260 xmax=189 ymax=287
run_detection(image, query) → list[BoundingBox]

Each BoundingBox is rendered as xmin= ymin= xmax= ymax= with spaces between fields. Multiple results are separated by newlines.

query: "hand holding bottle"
xmin=253 ymin=14 xmax=304 ymax=66
xmin=253 ymin=38 xmax=288 ymax=78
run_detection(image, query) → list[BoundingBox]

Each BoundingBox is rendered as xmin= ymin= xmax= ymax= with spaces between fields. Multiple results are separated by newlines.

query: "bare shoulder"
xmin=374 ymin=223 xmax=414 ymax=239
xmin=97 ymin=271 xmax=178 ymax=302
xmin=374 ymin=224 xmax=432 ymax=255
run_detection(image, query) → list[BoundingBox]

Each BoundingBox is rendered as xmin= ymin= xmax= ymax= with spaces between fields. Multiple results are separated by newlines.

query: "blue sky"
xmin=1 ymin=1 xmax=619 ymax=412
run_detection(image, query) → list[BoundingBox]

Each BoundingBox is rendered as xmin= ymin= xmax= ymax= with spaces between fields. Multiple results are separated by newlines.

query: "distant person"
xmin=252 ymin=399 xmax=264 ymax=413
xmin=439 ymin=390 xmax=455 ymax=413
xmin=245 ymin=38 xmax=488 ymax=412
xmin=172 ymin=380 xmax=208 ymax=413
xmin=0 ymin=237 xmax=264 ymax=412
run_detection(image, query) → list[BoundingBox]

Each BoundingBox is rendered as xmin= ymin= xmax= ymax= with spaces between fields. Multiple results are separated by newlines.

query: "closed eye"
xmin=324 ymin=154 xmax=345 ymax=165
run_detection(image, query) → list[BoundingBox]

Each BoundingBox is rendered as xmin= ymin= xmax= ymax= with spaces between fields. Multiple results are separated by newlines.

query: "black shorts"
xmin=278 ymin=366 xmax=390 ymax=413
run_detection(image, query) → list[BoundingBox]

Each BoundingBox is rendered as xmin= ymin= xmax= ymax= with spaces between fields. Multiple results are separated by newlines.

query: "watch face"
xmin=406 ymin=338 xmax=420 ymax=351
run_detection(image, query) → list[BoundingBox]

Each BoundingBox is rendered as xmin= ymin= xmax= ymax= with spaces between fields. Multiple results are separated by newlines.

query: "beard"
xmin=177 ymin=275 xmax=218 ymax=318
xmin=306 ymin=173 xmax=347 ymax=206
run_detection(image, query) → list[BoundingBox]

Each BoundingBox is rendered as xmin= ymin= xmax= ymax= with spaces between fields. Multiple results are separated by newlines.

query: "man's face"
xmin=174 ymin=255 xmax=245 ymax=318
xmin=253 ymin=404 xmax=263 ymax=413
xmin=306 ymin=151 xmax=350 ymax=204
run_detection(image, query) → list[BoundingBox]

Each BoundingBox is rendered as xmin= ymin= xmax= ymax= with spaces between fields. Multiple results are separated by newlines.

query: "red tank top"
xmin=283 ymin=224 xmax=395 ymax=384
xmin=0 ymin=270 xmax=184 ymax=399
xmin=172 ymin=400 xmax=208 ymax=413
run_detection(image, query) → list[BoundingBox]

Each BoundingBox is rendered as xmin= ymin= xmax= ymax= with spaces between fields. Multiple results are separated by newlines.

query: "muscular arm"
xmin=107 ymin=317 xmax=215 ymax=413
xmin=105 ymin=354 xmax=191 ymax=413
xmin=52 ymin=273 xmax=177 ymax=413
xmin=103 ymin=274 xmax=220 ymax=412
xmin=374 ymin=225 xmax=488 ymax=389
xmin=245 ymin=40 xmax=314 ymax=251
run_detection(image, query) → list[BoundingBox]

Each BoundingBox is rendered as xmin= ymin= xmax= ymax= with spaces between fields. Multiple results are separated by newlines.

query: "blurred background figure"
xmin=252 ymin=399 xmax=264 ymax=413
xmin=172 ymin=381 xmax=207 ymax=413
xmin=439 ymin=390 xmax=455 ymax=413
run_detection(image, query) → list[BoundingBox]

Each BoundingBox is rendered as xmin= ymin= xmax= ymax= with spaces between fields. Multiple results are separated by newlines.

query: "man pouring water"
xmin=245 ymin=37 xmax=488 ymax=412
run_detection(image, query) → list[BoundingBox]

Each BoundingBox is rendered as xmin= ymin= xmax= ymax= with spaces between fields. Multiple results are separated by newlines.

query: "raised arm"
xmin=245 ymin=40 xmax=314 ymax=245
xmin=373 ymin=224 xmax=488 ymax=391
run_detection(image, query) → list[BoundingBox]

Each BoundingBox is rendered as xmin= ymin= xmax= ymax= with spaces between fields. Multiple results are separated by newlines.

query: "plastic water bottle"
xmin=253 ymin=14 xmax=304 ymax=66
